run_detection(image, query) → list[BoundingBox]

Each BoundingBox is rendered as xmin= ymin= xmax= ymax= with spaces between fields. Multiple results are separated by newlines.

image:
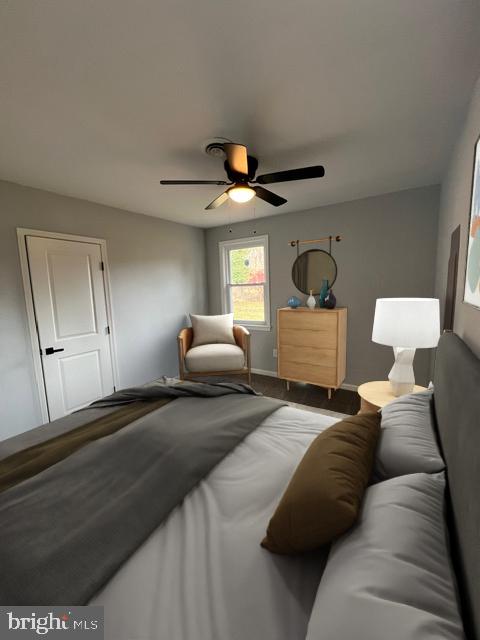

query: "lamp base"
xmin=388 ymin=347 xmax=416 ymax=397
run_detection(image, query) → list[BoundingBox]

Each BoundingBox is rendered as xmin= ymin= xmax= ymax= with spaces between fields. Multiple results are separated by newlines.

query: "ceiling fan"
xmin=160 ymin=143 xmax=325 ymax=210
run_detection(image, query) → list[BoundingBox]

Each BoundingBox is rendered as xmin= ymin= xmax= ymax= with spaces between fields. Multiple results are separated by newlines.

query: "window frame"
xmin=219 ymin=235 xmax=271 ymax=331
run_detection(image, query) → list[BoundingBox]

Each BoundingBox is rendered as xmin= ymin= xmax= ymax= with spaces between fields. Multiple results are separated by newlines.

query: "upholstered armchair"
xmin=177 ymin=325 xmax=251 ymax=385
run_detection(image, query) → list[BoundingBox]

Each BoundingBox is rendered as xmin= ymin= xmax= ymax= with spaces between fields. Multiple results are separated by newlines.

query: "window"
xmin=219 ymin=235 xmax=270 ymax=330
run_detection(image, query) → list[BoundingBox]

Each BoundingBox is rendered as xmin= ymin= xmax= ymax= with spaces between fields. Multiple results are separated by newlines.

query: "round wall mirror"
xmin=291 ymin=249 xmax=337 ymax=295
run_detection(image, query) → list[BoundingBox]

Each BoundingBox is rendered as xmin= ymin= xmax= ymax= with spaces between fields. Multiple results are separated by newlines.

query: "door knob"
xmin=44 ymin=347 xmax=65 ymax=355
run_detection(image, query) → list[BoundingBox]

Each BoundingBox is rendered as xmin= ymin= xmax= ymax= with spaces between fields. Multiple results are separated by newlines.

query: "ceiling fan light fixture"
xmin=228 ymin=185 xmax=255 ymax=203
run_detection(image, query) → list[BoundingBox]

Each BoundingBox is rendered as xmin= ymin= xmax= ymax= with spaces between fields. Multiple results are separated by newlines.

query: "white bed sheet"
xmin=91 ymin=405 xmax=340 ymax=640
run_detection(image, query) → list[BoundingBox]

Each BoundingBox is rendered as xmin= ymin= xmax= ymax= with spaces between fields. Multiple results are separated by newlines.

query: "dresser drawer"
xmin=279 ymin=311 xmax=337 ymax=333
xmin=279 ymin=361 xmax=337 ymax=387
xmin=280 ymin=345 xmax=337 ymax=368
xmin=279 ymin=328 xmax=338 ymax=350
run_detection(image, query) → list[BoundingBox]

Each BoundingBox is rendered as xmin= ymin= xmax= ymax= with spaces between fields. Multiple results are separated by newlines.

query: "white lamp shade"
xmin=372 ymin=298 xmax=440 ymax=348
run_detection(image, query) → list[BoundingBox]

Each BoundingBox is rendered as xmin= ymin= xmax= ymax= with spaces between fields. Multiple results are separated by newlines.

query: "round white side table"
xmin=357 ymin=380 xmax=427 ymax=414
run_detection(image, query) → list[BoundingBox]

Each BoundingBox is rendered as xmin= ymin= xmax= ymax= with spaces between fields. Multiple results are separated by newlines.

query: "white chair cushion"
xmin=185 ymin=344 xmax=245 ymax=373
xmin=190 ymin=313 xmax=235 ymax=347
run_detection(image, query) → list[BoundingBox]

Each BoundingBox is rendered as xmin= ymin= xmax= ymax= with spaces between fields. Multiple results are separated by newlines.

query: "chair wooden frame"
xmin=177 ymin=325 xmax=252 ymax=386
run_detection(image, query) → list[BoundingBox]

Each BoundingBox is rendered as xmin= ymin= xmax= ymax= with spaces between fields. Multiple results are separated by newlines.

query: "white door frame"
xmin=17 ymin=228 xmax=120 ymax=423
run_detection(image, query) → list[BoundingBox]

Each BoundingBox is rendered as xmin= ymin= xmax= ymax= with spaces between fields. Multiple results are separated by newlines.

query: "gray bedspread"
xmin=0 ymin=379 xmax=258 ymax=461
xmin=88 ymin=378 xmax=261 ymax=407
xmin=0 ymin=389 xmax=282 ymax=605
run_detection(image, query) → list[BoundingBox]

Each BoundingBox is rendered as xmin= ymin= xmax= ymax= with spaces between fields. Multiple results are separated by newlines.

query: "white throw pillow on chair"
xmin=190 ymin=313 xmax=236 ymax=347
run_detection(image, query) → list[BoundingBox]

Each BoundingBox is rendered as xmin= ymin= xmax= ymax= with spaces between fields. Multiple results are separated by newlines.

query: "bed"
xmin=91 ymin=405 xmax=337 ymax=640
xmin=0 ymin=332 xmax=478 ymax=640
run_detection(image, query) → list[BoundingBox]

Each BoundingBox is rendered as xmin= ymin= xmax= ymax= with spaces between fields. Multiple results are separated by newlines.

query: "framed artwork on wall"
xmin=464 ymin=136 xmax=480 ymax=309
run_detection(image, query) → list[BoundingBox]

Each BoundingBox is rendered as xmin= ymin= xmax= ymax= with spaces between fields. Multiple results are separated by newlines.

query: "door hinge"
xmin=106 ymin=325 xmax=110 ymax=335
xmin=100 ymin=261 xmax=105 ymax=271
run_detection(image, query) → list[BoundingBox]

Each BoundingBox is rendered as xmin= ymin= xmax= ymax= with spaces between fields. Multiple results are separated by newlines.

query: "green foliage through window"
xmin=229 ymin=247 xmax=265 ymax=284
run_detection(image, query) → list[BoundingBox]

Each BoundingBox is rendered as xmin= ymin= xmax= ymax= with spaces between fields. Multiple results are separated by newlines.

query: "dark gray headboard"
xmin=433 ymin=332 xmax=480 ymax=640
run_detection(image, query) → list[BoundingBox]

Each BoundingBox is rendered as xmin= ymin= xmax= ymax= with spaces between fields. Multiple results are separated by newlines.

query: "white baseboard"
xmin=340 ymin=383 xmax=358 ymax=391
xmin=251 ymin=368 xmax=278 ymax=377
xmin=251 ymin=368 xmax=358 ymax=392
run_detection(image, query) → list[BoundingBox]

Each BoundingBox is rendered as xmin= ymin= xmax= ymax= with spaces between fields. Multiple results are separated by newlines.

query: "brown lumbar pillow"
xmin=261 ymin=412 xmax=380 ymax=554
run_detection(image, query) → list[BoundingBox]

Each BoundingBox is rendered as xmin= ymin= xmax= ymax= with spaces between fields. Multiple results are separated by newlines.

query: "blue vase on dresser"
xmin=319 ymin=279 xmax=329 ymax=308
xmin=287 ymin=296 xmax=301 ymax=309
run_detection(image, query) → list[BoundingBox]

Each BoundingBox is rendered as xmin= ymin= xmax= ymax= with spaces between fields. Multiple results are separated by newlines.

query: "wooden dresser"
xmin=277 ymin=307 xmax=347 ymax=399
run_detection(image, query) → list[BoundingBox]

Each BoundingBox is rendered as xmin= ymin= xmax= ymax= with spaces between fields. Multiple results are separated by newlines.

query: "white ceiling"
xmin=1 ymin=1 xmax=479 ymax=228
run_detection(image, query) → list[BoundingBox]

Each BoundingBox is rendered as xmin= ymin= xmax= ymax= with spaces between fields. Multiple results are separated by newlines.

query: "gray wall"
xmin=206 ymin=185 xmax=440 ymax=387
xmin=435 ymin=76 xmax=480 ymax=358
xmin=0 ymin=180 xmax=207 ymax=439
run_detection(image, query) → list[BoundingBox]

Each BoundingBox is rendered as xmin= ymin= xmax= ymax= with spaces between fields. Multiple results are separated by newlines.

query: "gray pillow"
xmin=375 ymin=389 xmax=444 ymax=480
xmin=306 ymin=472 xmax=465 ymax=640
xmin=190 ymin=313 xmax=235 ymax=347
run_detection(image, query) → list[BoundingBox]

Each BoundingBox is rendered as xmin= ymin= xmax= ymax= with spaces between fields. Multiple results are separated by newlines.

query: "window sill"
xmin=235 ymin=323 xmax=271 ymax=332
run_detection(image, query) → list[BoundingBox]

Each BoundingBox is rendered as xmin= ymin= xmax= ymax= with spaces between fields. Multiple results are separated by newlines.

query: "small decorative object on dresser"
xmin=277 ymin=307 xmax=347 ymax=399
xmin=357 ymin=380 xmax=427 ymax=414
xmin=287 ymin=296 xmax=301 ymax=309
xmin=306 ymin=290 xmax=316 ymax=309
xmin=323 ymin=288 xmax=336 ymax=309
xmin=319 ymin=278 xmax=329 ymax=308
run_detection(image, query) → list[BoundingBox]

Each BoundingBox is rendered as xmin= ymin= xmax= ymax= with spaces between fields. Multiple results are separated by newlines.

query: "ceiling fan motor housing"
xmin=224 ymin=155 xmax=258 ymax=183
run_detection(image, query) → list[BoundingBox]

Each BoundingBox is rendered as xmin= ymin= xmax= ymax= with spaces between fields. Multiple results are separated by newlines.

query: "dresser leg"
xmin=286 ymin=380 xmax=290 ymax=391
xmin=328 ymin=388 xmax=332 ymax=400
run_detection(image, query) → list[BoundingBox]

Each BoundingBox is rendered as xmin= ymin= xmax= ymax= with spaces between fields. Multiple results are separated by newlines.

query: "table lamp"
xmin=372 ymin=298 xmax=440 ymax=396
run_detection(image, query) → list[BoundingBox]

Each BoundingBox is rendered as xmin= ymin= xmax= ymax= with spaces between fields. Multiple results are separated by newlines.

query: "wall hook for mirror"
xmin=288 ymin=235 xmax=342 ymax=249
xmin=288 ymin=240 xmax=301 ymax=256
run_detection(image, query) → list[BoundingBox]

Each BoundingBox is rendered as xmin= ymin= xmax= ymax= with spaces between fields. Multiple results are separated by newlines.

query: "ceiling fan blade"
xmin=205 ymin=190 xmax=230 ymax=210
xmin=254 ymin=186 xmax=287 ymax=207
xmin=224 ymin=143 xmax=249 ymax=175
xmin=160 ymin=180 xmax=230 ymax=185
xmin=255 ymin=165 xmax=325 ymax=185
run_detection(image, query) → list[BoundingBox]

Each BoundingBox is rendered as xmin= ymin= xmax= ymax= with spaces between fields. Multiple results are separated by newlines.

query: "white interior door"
xmin=26 ymin=236 xmax=115 ymax=420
